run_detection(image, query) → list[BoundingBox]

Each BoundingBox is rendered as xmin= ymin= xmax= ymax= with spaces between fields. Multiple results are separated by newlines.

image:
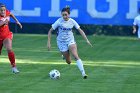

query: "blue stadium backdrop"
xmin=0 ymin=0 xmax=140 ymax=25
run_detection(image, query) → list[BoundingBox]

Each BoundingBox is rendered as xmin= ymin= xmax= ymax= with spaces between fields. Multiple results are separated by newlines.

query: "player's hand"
xmin=87 ymin=40 xmax=93 ymax=47
xmin=133 ymin=29 xmax=136 ymax=34
xmin=16 ymin=21 xmax=22 ymax=29
xmin=47 ymin=43 xmax=51 ymax=51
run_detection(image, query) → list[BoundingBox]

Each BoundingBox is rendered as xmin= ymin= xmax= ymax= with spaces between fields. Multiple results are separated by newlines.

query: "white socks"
xmin=76 ymin=59 xmax=86 ymax=76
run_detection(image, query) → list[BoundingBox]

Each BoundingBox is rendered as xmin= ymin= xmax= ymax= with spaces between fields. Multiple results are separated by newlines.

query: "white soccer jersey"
xmin=133 ymin=15 xmax=140 ymax=38
xmin=133 ymin=15 xmax=140 ymax=26
xmin=52 ymin=17 xmax=80 ymax=41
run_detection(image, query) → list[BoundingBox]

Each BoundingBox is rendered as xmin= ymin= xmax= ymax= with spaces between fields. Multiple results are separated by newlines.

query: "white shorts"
xmin=57 ymin=39 xmax=76 ymax=52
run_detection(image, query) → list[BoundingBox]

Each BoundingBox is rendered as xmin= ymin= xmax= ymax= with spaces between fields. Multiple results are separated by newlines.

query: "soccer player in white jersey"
xmin=133 ymin=9 xmax=140 ymax=40
xmin=47 ymin=6 xmax=92 ymax=79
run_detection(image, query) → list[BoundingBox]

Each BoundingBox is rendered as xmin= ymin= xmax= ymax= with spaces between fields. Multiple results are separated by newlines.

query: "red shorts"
xmin=0 ymin=32 xmax=13 ymax=54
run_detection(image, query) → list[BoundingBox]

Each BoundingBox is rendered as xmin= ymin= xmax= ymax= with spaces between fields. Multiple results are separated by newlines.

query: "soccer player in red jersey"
xmin=0 ymin=3 xmax=22 ymax=73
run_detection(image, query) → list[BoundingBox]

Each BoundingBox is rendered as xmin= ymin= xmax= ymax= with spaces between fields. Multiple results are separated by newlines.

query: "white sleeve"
xmin=72 ymin=19 xmax=80 ymax=29
xmin=133 ymin=18 xmax=137 ymax=25
xmin=52 ymin=19 xmax=60 ymax=30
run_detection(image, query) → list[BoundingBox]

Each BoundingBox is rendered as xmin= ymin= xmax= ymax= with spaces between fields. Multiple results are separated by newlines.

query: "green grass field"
xmin=0 ymin=34 xmax=140 ymax=93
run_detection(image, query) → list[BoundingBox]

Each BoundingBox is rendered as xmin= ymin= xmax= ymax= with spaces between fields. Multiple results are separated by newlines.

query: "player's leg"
xmin=61 ymin=50 xmax=71 ymax=64
xmin=57 ymin=41 xmax=72 ymax=64
xmin=3 ymin=38 xmax=19 ymax=73
xmin=0 ymin=40 xmax=3 ymax=55
xmin=69 ymin=44 xmax=87 ymax=79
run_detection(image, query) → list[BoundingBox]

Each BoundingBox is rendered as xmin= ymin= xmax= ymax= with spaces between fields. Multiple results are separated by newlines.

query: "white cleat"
xmin=12 ymin=67 xmax=20 ymax=74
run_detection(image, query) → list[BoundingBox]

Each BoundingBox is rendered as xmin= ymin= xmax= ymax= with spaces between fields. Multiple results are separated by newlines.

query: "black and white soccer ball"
xmin=49 ymin=69 xmax=60 ymax=79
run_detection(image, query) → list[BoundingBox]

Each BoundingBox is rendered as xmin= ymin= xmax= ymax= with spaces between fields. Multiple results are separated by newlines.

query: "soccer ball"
xmin=49 ymin=69 xmax=60 ymax=79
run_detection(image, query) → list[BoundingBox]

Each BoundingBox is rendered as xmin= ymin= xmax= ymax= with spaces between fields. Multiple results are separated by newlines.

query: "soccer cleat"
xmin=83 ymin=74 xmax=88 ymax=79
xmin=12 ymin=67 xmax=19 ymax=74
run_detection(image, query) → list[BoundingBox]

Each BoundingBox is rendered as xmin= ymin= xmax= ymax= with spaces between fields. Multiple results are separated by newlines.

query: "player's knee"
xmin=6 ymin=48 xmax=12 ymax=53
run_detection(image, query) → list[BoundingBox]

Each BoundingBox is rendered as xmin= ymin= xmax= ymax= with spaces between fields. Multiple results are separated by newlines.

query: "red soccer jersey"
xmin=0 ymin=10 xmax=11 ymax=39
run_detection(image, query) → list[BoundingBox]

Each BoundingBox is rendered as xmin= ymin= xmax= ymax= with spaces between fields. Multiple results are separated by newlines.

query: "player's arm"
xmin=10 ymin=13 xmax=22 ymax=29
xmin=48 ymin=19 xmax=59 ymax=50
xmin=47 ymin=28 xmax=54 ymax=51
xmin=133 ymin=25 xmax=137 ymax=34
xmin=0 ymin=19 xmax=8 ymax=26
xmin=77 ymin=28 xmax=93 ymax=47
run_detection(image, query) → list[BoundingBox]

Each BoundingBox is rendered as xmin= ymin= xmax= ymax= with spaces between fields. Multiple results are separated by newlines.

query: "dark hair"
xmin=61 ymin=6 xmax=70 ymax=14
xmin=0 ymin=3 xmax=5 ymax=7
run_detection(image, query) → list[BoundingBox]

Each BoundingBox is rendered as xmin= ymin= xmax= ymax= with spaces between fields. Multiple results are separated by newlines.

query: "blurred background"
xmin=0 ymin=1 xmax=140 ymax=93
xmin=0 ymin=0 xmax=139 ymax=36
